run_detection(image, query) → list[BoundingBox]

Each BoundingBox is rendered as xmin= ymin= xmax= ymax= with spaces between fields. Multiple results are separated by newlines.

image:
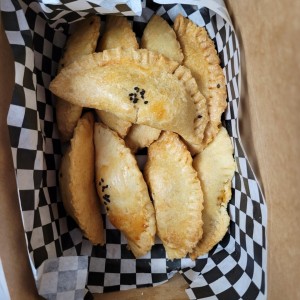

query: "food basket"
xmin=1 ymin=0 xmax=267 ymax=298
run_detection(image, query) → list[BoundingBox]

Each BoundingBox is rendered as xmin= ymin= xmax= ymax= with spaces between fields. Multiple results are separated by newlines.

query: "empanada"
xmin=94 ymin=123 xmax=156 ymax=258
xmin=141 ymin=15 xmax=183 ymax=64
xmin=190 ymin=127 xmax=235 ymax=259
xmin=125 ymin=124 xmax=161 ymax=153
xmin=96 ymin=110 xmax=131 ymax=138
xmin=59 ymin=112 xmax=104 ymax=245
xmin=97 ymin=15 xmax=138 ymax=51
xmin=49 ymin=48 xmax=204 ymax=148
xmin=173 ymin=65 xmax=208 ymax=154
xmin=174 ymin=15 xmax=227 ymax=146
xmin=144 ymin=131 xmax=204 ymax=259
xmin=96 ymin=15 xmax=138 ymax=137
xmin=56 ymin=16 xmax=101 ymax=142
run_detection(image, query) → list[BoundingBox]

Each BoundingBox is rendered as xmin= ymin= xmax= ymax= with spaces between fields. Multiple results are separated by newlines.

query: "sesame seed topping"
xmin=217 ymin=84 xmax=221 ymax=88
xmin=144 ymin=101 xmax=148 ymax=104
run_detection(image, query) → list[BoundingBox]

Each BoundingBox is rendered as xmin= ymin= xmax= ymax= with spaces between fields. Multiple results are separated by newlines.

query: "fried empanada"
xmin=49 ymin=48 xmax=203 ymax=148
xmin=96 ymin=15 xmax=138 ymax=137
xmin=125 ymin=124 xmax=161 ymax=153
xmin=56 ymin=16 xmax=101 ymax=142
xmin=97 ymin=15 xmax=138 ymax=51
xmin=96 ymin=110 xmax=131 ymax=138
xmin=173 ymin=65 xmax=208 ymax=154
xmin=174 ymin=15 xmax=227 ymax=146
xmin=94 ymin=123 xmax=156 ymax=257
xmin=59 ymin=112 xmax=104 ymax=245
xmin=190 ymin=127 xmax=235 ymax=259
xmin=141 ymin=15 xmax=183 ymax=64
xmin=144 ymin=131 xmax=204 ymax=259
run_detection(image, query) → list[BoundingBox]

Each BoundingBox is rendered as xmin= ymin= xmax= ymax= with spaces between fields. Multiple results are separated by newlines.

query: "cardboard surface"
xmin=0 ymin=21 xmax=42 ymax=300
xmin=225 ymin=1 xmax=300 ymax=299
xmin=1 ymin=1 xmax=300 ymax=299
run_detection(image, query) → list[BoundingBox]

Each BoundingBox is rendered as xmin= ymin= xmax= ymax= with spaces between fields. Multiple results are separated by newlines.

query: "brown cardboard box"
xmin=1 ymin=1 xmax=299 ymax=299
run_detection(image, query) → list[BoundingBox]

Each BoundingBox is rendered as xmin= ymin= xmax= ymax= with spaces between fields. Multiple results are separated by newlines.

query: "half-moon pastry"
xmin=144 ymin=131 xmax=204 ymax=259
xmin=49 ymin=48 xmax=203 ymax=148
xmin=174 ymin=14 xmax=227 ymax=146
xmin=56 ymin=16 xmax=101 ymax=142
xmin=141 ymin=14 xmax=183 ymax=63
xmin=94 ymin=123 xmax=156 ymax=257
xmin=190 ymin=127 xmax=235 ymax=259
xmin=96 ymin=110 xmax=131 ymax=139
xmin=59 ymin=112 xmax=104 ymax=245
xmin=97 ymin=15 xmax=138 ymax=51
xmin=125 ymin=124 xmax=161 ymax=153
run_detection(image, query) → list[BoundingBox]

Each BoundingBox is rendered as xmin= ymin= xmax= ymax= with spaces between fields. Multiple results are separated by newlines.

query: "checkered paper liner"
xmin=1 ymin=0 xmax=267 ymax=299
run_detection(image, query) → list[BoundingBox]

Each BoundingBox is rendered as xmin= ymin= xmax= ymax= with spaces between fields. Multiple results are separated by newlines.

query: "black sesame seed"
xmin=133 ymin=99 xmax=138 ymax=104
xmin=217 ymin=84 xmax=221 ymax=88
xmin=130 ymin=97 xmax=134 ymax=101
xmin=198 ymin=115 xmax=202 ymax=119
xmin=134 ymin=87 xmax=139 ymax=92
xmin=101 ymin=178 xmax=104 ymax=182
xmin=99 ymin=181 xmax=102 ymax=186
xmin=104 ymin=194 xmax=110 ymax=198
xmin=141 ymin=95 xmax=144 ymax=99
xmin=106 ymin=207 xmax=109 ymax=211
xmin=104 ymin=202 xmax=107 ymax=205
xmin=104 ymin=199 xmax=110 ymax=203
xmin=129 ymin=93 xmax=134 ymax=96
xmin=144 ymin=101 xmax=148 ymax=104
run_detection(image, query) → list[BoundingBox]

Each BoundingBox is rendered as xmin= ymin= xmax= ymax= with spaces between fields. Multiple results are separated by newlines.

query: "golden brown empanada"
xmin=96 ymin=110 xmax=131 ymax=138
xmin=96 ymin=15 xmax=138 ymax=137
xmin=94 ymin=123 xmax=156 ymax=257
xmin=59 ymin=112 xmax=104 ymax=245
xmin=174 ymin=14 xmax=227 ymax=146
xmin=56 ymin=16 xmax=101 ymax=142
xmin=141 ymin=15 xmax=183 ymax=63
xmin=144 ymin=131 xmax=204 ymax=259
xmin=97 ymin=15 xmax=138 ymax=51
xmin=49 ymin=48 xmax=203 ymax=148
xmin=173 ymin=65 xmax=208 ymax=155
xmin=125 ymin=124 xmax=161 ymax=153
xmin=190 ymin=127 xmax=235 ymax=259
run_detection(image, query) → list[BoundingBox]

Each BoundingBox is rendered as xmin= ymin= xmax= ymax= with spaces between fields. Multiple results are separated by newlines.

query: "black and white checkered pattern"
xmin=36 ymin=256 xmax=88 ymax=299
xmin=2 ymin=0 xmax=267 ymax=299
xmin=35 ymin=0 xmax=142 ymax=29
